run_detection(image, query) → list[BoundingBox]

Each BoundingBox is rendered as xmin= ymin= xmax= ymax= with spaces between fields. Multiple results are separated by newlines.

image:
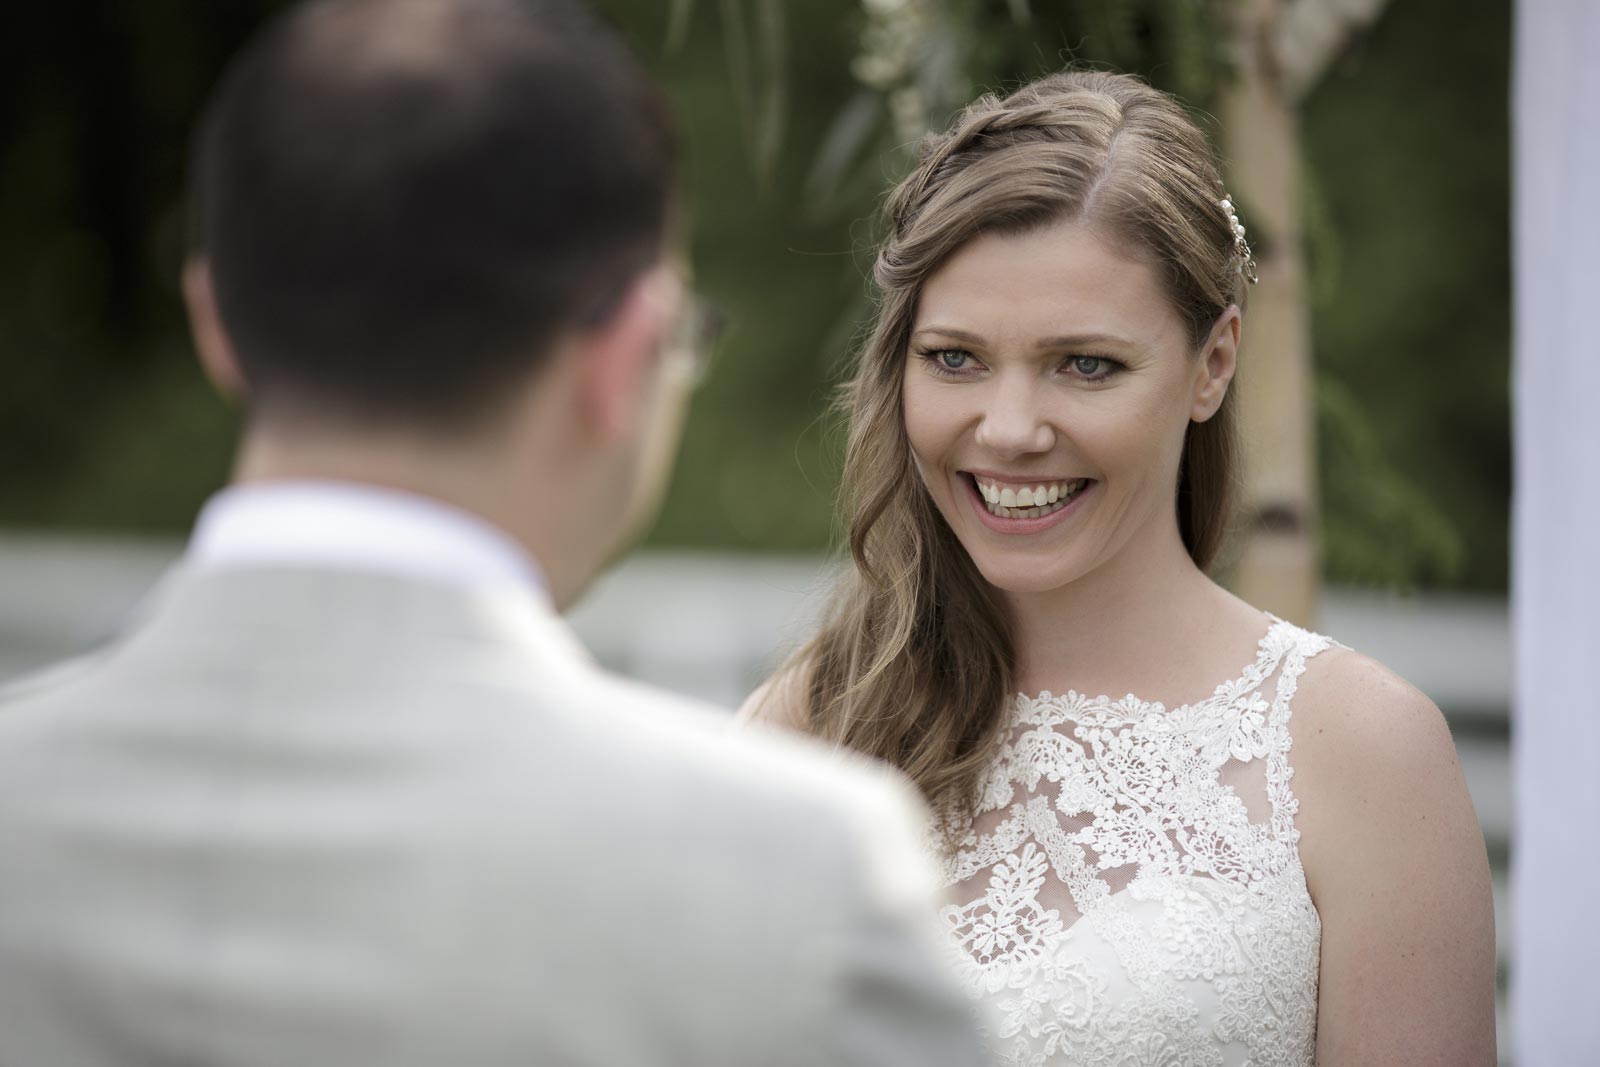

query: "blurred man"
xmin=0 ymin=2 xmax=987 ymax=1064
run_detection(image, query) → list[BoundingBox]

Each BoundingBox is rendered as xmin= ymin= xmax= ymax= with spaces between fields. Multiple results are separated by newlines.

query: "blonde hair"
xmin=784 ymin=70 xmax=1249 ymax=824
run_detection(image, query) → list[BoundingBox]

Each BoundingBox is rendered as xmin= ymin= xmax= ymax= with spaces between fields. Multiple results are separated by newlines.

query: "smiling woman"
xmin=740 ymin=69 xmax=1495 ymax=1067
xmin=902 ymin=219 xmax=1238 ymax=594
xmin=748 ymin=69 xmax=1250 ymax=822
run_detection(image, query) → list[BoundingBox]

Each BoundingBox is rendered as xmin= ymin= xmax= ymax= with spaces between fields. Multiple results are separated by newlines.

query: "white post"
xmin=1512 ymin=1 xmax=1600 ymax=1061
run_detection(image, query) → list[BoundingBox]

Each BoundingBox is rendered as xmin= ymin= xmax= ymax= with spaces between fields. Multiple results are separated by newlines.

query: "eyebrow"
xmin=912 ymin=325 xmax=1134 ymax=350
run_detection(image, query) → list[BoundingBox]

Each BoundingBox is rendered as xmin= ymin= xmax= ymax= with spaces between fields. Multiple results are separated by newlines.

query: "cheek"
xmin=1070 ymin=383 xmax=1191 ymax=483
xmin=1105 ymin=387 xmax=1195 ymax=491
xmin=900 ymin=376 xmax=956 ymax=468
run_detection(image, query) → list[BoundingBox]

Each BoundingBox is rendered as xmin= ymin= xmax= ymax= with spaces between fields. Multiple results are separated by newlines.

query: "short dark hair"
xmin=190 ymin=0 xmax=674 ymax=427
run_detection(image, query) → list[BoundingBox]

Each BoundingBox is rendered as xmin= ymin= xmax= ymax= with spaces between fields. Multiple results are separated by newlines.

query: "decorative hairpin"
xmin=1218 ymin=196 xmax=1259 ymax=285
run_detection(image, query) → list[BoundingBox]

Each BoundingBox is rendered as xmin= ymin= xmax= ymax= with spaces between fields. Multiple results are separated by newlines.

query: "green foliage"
xmin=1317 ymin=376 xmax=1465 ymax=588
xmin=962 ymin=0 xmax=1234 ymax=110
xmin=597 ymin=0 xmax=867 ymax=550
xmin=1300 ymin=0 xmax=1511 ymax=589
xmin=714 ymin=0 xmax=791 ymax=183
xmin=802 ymin=0 xmax=1235 ymax=222
xmin=0 ymin=0 xmax=290 ymax=531
xmin=0 ymin=0 xmax=1510 ymax=592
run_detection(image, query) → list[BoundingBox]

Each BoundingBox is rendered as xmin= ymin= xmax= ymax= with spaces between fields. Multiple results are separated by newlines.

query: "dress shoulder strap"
xmin=1261 ymin=619 xmax=1339 ymax=848
xmin=1263 ymin=619 xmax=1336 ymax=727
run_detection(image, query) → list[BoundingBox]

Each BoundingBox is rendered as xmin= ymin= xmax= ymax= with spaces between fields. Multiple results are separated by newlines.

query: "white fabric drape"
xmin=1512 ymin=2 xmax=1600 ymax=1061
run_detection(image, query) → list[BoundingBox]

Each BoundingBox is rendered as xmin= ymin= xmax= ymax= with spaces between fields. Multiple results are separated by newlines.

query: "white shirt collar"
xmin=187 ymin=481 xmax=548 ymax=602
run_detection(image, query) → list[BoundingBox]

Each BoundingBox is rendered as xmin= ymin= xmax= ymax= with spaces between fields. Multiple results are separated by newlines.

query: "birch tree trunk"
xmin=1219 ymin=0 xmax=1392 ymax=627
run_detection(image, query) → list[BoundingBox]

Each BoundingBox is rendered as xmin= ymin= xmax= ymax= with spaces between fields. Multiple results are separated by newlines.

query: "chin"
xmin=942 ymin=507 xmax=1121 ymax=597
xmin=946 ymin=525 xmax=1097 ymax=595
xmin=968 ymin=554 xmax=1092 ymax=597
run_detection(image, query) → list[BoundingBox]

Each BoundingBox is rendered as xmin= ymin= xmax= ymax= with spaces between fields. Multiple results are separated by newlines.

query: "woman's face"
xmin=901 ymin=218 xmax=1236 ymax=596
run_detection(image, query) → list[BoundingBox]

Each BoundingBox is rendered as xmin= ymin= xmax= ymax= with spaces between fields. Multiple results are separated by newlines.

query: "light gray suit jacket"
xmin=0 ymin=566 xmax=988 ymax=1067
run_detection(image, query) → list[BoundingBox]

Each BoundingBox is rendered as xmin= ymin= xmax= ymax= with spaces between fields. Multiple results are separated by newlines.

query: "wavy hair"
xmin=782 ymin=70 xmax=1250 ymax=827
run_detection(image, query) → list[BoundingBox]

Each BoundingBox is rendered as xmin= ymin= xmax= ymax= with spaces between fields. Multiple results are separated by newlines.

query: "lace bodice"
xmin=939 ymin=619 xmax=1334 ymax=1066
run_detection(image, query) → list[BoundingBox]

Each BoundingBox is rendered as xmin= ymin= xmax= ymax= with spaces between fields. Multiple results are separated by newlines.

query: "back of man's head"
xmin=190 ymin=0 xmax=673 ymax=430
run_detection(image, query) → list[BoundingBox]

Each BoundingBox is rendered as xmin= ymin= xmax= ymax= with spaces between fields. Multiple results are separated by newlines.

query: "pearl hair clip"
xmin=1219 ymin=195 xmax=1259 ymax=285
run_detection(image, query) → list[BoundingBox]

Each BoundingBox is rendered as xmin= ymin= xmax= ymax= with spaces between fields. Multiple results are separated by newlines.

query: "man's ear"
xmin=182 ymin=258 xmax=248 ymax=400
xmin=575 ymin=267 xmax=673 ymax=442
xmin=1191 ymin=304 xmax=1240 ymax=423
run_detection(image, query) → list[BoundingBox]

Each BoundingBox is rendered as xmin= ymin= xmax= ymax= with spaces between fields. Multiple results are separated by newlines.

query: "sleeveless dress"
xmin=939 ymin=618 xmax=1334 ymax=1067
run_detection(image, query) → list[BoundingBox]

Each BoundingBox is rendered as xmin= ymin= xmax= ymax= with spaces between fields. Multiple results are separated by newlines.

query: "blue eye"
xmin=1068 ymin=355 xmax=1120 ymax=381
xmin=918 ymin=348 xmax=979 ymax=377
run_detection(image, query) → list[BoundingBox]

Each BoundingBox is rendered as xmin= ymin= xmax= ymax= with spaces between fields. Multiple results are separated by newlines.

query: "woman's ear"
xmin=1191 ymin=305 xmax=1240 ymax=423
xmin=182 ymin=258 xmax=249 ymax=400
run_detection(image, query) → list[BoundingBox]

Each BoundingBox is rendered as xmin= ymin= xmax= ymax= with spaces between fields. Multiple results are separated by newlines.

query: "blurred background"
xmin=0 ymin=0 xmax=1512 ymax=1059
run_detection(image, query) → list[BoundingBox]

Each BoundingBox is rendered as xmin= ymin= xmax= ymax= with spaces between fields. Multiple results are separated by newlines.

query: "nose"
xmin=973 ymin=376 xmax=1056 ymax=459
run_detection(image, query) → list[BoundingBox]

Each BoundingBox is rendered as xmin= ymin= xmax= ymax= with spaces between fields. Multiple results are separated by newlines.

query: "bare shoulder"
xmin=1288 ymin=643 xmax=1459 ymax=780
xmin=735 ymin=659 xmax=813 ymax=734
xmin=1287 ymin=643 xmax=1472 ymax=875
xmin=1287 ymin=643 xmax=1497 ymax=1063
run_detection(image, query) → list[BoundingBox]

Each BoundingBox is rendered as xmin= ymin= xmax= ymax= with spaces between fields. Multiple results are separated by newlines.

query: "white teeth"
xmin=973 ymin=477 xmax=1084 ymax=500
xmin=972 ymin=474 xmax=1092 ymax=521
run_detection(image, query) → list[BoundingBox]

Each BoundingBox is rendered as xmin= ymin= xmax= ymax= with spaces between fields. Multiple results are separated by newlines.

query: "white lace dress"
xmin=940 ymin=619 xmax=1334 ymax=1067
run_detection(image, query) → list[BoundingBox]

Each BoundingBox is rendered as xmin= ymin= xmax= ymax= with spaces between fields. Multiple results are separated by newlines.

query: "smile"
xmin=968 ymin=474 xmax=1092 ymax=519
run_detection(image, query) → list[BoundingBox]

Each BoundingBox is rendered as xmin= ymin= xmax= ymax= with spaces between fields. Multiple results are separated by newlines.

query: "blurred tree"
xmin=1217 ymin=0 xmax=1393 ymax=625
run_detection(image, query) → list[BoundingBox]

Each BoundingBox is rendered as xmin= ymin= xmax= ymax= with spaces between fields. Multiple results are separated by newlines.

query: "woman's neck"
xmin=1003 ymin=517 xmax=1262 ymax=701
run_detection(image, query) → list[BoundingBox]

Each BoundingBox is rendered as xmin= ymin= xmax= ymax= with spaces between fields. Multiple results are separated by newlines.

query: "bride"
xmin=740 ymin=70 xmax=1496 ymax=1065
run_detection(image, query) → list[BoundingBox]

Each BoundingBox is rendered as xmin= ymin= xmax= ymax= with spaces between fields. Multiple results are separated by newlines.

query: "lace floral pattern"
xmin=940 ymin=620 xmax=1333 ymax=1066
